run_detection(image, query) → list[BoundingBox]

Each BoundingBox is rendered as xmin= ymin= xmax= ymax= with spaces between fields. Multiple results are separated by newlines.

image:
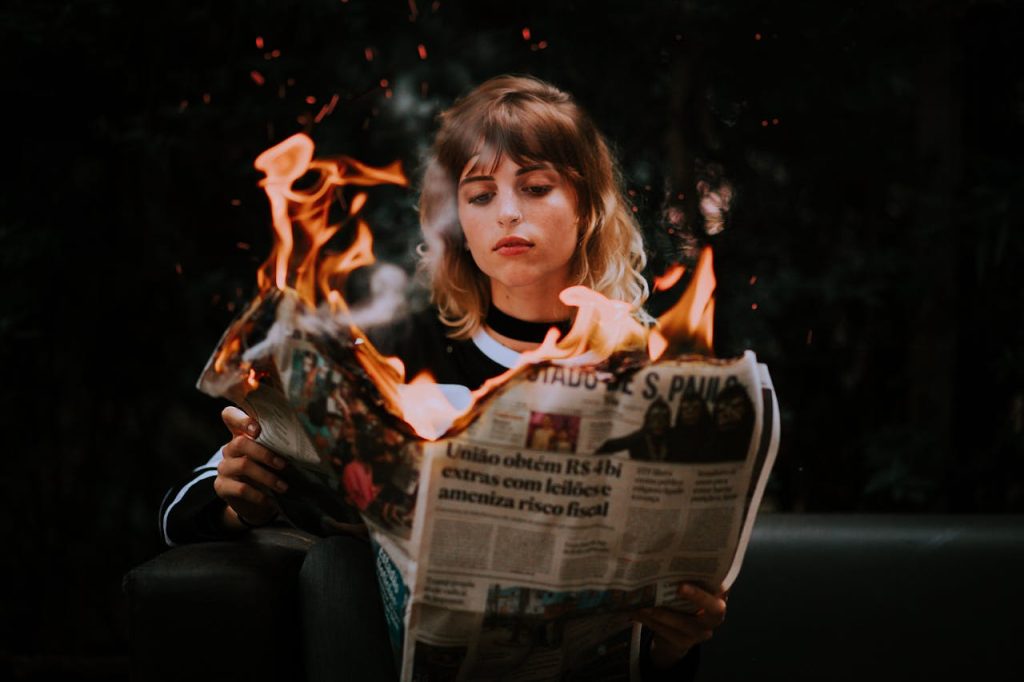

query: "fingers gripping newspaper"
xmin=198 ymin=293 xmax=780 ymax=682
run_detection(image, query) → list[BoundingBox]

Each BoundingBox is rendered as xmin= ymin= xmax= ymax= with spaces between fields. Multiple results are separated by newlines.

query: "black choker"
xmin=485 ymin=305 xmax=572 ymax=343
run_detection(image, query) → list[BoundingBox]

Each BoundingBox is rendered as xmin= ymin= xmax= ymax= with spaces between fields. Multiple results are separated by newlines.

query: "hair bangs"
xmin=444 ymin=96 xmax=583 ymax=181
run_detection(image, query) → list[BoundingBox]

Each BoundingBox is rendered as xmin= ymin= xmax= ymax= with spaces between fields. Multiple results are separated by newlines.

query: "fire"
xmin=519 ymin=287 xmax=648 ymax=365
xmin=652 ymin=247 xmax=716 ymax=357
xmin=395 ymin=372 xmax=470 ymax=441
xmin=653 ymin=264 xmax=685 ymax=292
xmin=252 ymin=133 xmax=407 ymax=307
xmin=214 ymin=336 xmax=242 ymax=374
xmin=212 ymin=134 xmax=718 ymax=441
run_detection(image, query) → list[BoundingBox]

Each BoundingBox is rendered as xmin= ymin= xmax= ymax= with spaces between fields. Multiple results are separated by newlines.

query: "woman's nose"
xmin=496 ymin=193 xmax=523 ymax=228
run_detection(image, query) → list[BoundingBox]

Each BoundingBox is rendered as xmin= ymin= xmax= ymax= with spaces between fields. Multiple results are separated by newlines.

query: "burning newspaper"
xmin=197 ymin=134 xmax=780 ymax=681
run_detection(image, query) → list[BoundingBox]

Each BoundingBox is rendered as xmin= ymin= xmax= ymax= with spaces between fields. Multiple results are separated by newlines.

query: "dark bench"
xmin=124 ymin=514 xmax=1023 ymax=681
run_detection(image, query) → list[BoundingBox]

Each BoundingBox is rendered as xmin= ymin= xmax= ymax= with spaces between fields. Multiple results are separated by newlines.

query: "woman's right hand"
xmin=215 ymin=406 xmax=289 ymax=529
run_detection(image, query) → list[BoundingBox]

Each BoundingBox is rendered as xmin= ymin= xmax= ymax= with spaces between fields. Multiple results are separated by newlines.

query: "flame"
xmin=647 ymin=330 xmax=669 ymax=361
xmin=520 ymin=287 xmax=648 ymax=365
xmin=653 ymin=264 xmax=685 ymax=292
xmin=252 ymin=133 xmax=407 ymax=307
xmin=653 ymin=246 xmax=716 ymax=356
xmin=214 ymin=337 xmax=242 ymax=374
xmin=394 ymin=372 xmax=463 ymax=441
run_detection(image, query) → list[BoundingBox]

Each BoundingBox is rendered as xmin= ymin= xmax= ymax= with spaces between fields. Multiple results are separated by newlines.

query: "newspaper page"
xmin=382 ymin=352 xmax=779 ymax=681
xmin=197 ymin=298 xmax=780 ymax=682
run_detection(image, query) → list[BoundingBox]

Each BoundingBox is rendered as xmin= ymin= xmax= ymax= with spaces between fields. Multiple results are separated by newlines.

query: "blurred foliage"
xmin=1 ymin=0 xmax=1021 ymax=669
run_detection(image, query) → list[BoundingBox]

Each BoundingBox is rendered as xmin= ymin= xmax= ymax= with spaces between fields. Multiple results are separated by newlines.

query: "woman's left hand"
xmin=632 ymin=582 xmax=728 ymax=669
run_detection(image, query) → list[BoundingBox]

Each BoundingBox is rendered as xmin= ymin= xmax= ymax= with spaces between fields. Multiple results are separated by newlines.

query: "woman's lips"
xmin=493 ymin=236 xmax=533 ymax=256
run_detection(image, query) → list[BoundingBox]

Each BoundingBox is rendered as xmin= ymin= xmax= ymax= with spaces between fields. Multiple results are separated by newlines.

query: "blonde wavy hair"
xmin=418 ymin=75 xmax=649 ymax=339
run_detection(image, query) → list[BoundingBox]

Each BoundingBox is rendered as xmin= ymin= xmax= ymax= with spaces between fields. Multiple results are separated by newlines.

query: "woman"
xmin=161 ymin=75 xmax=725 ymax=680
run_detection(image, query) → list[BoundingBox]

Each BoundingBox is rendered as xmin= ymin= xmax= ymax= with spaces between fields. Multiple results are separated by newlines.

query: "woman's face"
xmin=458 ymin=156 xmax=579 ymax=301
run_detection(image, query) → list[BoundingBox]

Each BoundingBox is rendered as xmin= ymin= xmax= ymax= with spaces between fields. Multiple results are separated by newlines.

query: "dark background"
xmin=2 ymin=0 xmax=1022 ymax=678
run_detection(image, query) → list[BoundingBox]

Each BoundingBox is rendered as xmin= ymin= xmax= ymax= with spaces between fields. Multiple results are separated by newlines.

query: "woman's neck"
xmin=489 ymin=280 xmax=572 ymax=324
xmin=486 ymin=280 xmax=572 ymax=352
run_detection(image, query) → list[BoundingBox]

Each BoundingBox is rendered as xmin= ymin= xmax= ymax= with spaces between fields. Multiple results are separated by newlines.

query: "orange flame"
xmin=519 ymin=287 xmax=648 ymax=365
xmin=214 ymin=336 xmax=242 ymax=373
xmin=652 ymin=246 xmax=716 ymax=357
xmin=395 ymin=372 xmax=466 ymax=440
xmin=253 ymin=134 xmax=407 ymax=307
xmin=653 ymin=263 xmax=685 ymax=292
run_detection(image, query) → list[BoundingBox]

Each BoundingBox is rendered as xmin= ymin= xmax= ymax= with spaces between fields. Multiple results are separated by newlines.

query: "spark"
xmin=237 ymin=242 xmax=251 ymax=250
xmin=175 ymin=263 xmax=182 ymax=275
xmin=306 ymin=95 xmax=317 ymax=105
xmin=379 ymin=78 xmax=389 ymax=88
xmin=522 ymin=27 xmax=531 ymax=40
xmin=250 ymin=71 xmax=266 ymax=86
xmin=749 ymin=275 xmax=757 ymax=285
xmin=751 ymin=303 xmax=759 ymax=310
xmin=755 ymin=33 xmax=762 ymax=40
xmin=256 ymin=36 xmax=264 ymax=49
xmin=365 ymin=47 xmax=374 ymax=61
xmin=202 ymin=93 xmax=211 ymax=104
xmin=230 ymin=199 xmax=242 ymax=206
xmin=315 ymin=94 xmax=339 ymax=123
xmin=418 ymin=44 xmax=428 ymax=60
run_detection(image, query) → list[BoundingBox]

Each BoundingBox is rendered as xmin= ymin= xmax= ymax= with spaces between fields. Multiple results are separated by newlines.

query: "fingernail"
xmin=273 ymin=456 xmax=286 ymax=469
xmin=275 ymin=480 xmax=288 ymax=492
xmin=246 ymin=422 xmax=259 ymax=437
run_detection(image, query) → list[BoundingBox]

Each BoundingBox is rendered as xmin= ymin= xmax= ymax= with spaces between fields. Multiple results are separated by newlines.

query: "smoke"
xmin=347 ymin=263 xmax=410 ymax=330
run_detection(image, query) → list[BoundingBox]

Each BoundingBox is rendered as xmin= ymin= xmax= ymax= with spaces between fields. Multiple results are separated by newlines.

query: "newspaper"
xmin=198 ymin=292 xmax=780 ymax=681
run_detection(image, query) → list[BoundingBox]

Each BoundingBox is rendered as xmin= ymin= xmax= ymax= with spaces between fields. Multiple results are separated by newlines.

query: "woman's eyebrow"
xmin=459 ymin=164 xmax=552 ymax=187
xmin=514 ymin=164 xmax=550 ymax=176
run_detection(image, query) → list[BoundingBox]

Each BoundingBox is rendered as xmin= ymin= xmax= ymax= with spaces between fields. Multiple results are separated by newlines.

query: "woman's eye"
xmin=467 ymin=192 xmax=493 ymax=205
xmin=523 ymin=185 xmax=553 ymax=196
